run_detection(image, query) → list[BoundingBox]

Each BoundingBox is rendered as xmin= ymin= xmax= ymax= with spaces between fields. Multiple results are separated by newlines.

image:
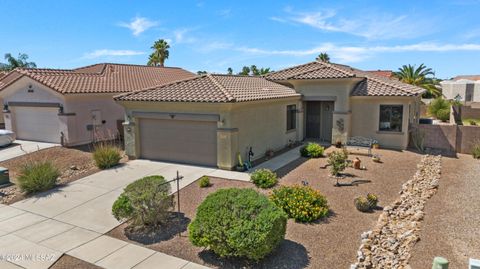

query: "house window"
xmin=287 ymin=105 xmax=296 ymax=131
xmin=379 ymin=105 xmax=403 ymax=132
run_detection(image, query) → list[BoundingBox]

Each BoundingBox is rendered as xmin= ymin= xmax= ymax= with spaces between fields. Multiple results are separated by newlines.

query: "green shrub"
xmin=93 ymin=143 xmax=122 ymax=169
xmin=436 ymin=109 xmax=450 ymax=122
xmin=354 ymin=196 xmax=371 ymax=212
xmin=199 ymin=176 xmax=210 ymax=188
xmin=189 ymin=188 xmax=287 ymax=261
xmin=270 ymin=185 xmax=329 ymax=222
xmin=18 ymin=161 xmax=60 ymax=194
xmin=250 ymin=168 xmax=278 ymax=188
xmin=473 ymin=142 xmax=480 ymax=159
xmin=300 ymin=143 xmax=325 ymax=158
xmin=327 ymin=149 xmax=348 ymax=176
xmin=366 ymin=193 xmax=379 ymax=208
xmin=112 ymin=175 xmax=173 ymax=228
xmin=428 ymin=98 xmax=451 ymax=121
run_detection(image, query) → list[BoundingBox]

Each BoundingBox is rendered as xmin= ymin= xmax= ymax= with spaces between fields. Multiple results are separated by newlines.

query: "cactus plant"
xmin=366 ymin=193 xmax=378 ymax=208
xmin=354 ymin=196 xmax=371 ymax=212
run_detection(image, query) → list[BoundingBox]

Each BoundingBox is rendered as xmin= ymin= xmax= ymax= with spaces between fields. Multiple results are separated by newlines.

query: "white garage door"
xmin=139 ymin=118 xmax=217 ymax=167
xmin=12 ymin=106 xmax=61 ymax=143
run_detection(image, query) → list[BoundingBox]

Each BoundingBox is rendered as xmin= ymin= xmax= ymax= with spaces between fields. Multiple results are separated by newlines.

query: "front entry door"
xmin=305 ymin=101 xmax=334 ymax=143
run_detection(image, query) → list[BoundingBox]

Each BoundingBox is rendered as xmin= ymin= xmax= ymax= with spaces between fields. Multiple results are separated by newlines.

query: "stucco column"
xmin=217 ymin=128 xmax=238 ymax=170
xmin=122 ymin=113 xmax=137 ymax=159
xmin=332 ymin=112 xmax=351 ymax=144
xmin=3 ymin=110 xmax=12 ymax=131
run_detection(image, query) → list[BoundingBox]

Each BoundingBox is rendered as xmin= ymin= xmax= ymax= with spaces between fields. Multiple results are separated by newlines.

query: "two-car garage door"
xmin=138 ymin=118 xmax=217 ymax=167
xmin=12 ymin=106 xmax=61 ymax=143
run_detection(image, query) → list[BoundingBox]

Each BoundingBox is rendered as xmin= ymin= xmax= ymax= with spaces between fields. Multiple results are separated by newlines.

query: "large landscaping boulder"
xmin=189 ymin=188 xmax=287 ymax=261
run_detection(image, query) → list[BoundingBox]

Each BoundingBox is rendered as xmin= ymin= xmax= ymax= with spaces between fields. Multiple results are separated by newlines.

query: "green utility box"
xmin=0 ymin=167 xmax=10 ymax=186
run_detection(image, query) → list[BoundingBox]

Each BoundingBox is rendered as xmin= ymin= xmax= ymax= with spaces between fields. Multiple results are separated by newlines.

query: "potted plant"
xmin=335 ymin=139 xmax=342 ymax=148
xmin=265 ymin=149 xmax=274 ymax=158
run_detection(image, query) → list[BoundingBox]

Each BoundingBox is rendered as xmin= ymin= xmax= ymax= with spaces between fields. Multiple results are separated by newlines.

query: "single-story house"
xmin=115 ymin=61 xmax=424 ymax=170
xmin=440 ymin=75 xmax=480 ymax=103
xmin=0 ymin=63 xmax=194 ymax=145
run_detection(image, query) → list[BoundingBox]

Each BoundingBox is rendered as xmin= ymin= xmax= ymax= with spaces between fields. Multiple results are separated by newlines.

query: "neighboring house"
xmin=440 ymin=76 xmax=480 ymax=103
xmin=115 ymin=61 xmax=424 ymax=170
xmin=0 ymin=63 xmax=194 ymax=145
xmin=366 ymin=70 xmax=394 ymax=78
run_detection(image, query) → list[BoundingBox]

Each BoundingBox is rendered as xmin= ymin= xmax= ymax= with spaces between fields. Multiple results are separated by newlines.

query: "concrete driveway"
xmin=0 ymin=160 xmax=249 ymax=268
xmin=0 ymin=140 xmax=59 ymax=162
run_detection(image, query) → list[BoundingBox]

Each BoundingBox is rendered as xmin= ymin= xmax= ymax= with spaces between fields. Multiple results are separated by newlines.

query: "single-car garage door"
xmin=139 ymin=118 xmax=217 ymax=167
xmin=12 ymin=106 xmax=61 ymax=143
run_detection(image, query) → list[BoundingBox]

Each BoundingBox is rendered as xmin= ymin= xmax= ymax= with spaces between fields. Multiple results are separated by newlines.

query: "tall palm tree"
xmin=1 ymin=53 xmax=36 ymax=71
xmin=395 ymin=64 xmax=440 ymax=98
xmin=316 ymin=52 xmax=330 ymax=63
xmin=148 ymin=39 xmax=170 ymax=67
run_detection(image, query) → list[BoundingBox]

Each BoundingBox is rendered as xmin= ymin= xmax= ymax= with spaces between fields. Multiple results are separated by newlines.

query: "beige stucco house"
xmin=0 ymin=63 xmax=194 ymax=145
xmin=115 ymin=61 xmax=424 ymax=170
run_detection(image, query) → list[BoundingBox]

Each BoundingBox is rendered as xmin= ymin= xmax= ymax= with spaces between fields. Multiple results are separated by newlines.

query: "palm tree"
xmin=148 ymin=39 xmax=170 ymax=67
xmin=316 ymin=52 xmax=330 ymax=63
xmin=0 ymin=53 xmax=36 ymax=71
xmin=227 ymin=67 xmax=233 ymax=75
xmin=395 ymin=64 xmax=440 ymax=98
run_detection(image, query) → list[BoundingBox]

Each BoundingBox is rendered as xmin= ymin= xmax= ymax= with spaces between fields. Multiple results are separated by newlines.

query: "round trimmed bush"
xmin=270 ymin=185 xmax=329 ymax=222
xmin=18 ymin=161 xmax=60 ymax=194
xmin=300 ymin=143 xmax=325 ymax=158
xmin=93 ymin=144 xmax=122 ymax=169
xmin=198 ymin=176 xmax=210 ymax=188
xmin=112 ymin=175 xmax=173 ymax=228
xmin=436 ymin=109 xmax=450 ymax=122
xmin=189 ymin=188 xmax=287 ymax=261
xmin=250 ymin=168 xmax=277 ymax=188
xmin=354 ymin=196 xmax=371 ymax=212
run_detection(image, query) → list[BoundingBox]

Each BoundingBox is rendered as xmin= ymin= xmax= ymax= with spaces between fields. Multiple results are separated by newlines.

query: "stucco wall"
xmin=417 ymin=124 xmax=480 ymax=154
xmin=63 ymin=94 xmax=125 ymax=145
xmin=117 ymin=97 xmax=301 ymax=169
xmin=350 ymin=97 xmax=416 ymax=149
xmin=229 ymin=98 xmax=300 ymax=163
xmin=441 ymin=81 xmax=480 ymax=102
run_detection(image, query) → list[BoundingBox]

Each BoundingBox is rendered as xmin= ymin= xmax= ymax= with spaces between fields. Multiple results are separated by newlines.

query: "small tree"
xmin=112 ymin=175 xmax=173 ymax=228
xmin=327 ymin=149 xmax=348 ymax=179
xmin=428 ymin=98 xmax=451 ymax=121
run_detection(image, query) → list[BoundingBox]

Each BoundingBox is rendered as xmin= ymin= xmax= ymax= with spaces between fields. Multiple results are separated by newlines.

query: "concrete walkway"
xmin=0 ymin=140 xmax=59 ymax=162
xmin=253 ymin=145 xmax=302 ymax=172
xmin=0 ymin=160 xmax=250 ymax=269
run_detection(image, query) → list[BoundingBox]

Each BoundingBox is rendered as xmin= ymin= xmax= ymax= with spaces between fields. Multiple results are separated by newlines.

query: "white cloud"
xmin=119 ymin=17 xmax=158 ymax=36
xmin=173 ymin=28 xmax=197 ymax=44
xmin=83 ymin=49 xmax=145 ymax=59
xmin=272 ymin=9 xmax=432 ymax=40
xmin=236 ymin=42 xmax=480 ymax=63
xmin=217 ymin=8 xmax=232 ymax=18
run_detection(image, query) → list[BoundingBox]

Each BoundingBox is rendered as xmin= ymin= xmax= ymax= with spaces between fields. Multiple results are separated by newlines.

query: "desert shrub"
xmin=299 ymin=143 xmax=324 ymax=158
xmin=18 ymin=161 xmax=60 ymax=194
xmin=428 ymin=98 xmax=450 ymax=121
xmin=473 ymin=142 xmax=480 ymax=159
xmin=250 ymin=168 xmax=277 ymax=188
xmin=366 ymin=193 xmax=379 ymax=208
xmin=93 ymin=143 xmax=122 ymax=169
xmin=270 ymin=185 xmax=329 ymax=222
xmin=327 ymin=149 xmax=348 ymax=176
xmin=469 ymin=120 xmax=477 ymax=126
xmin=354 ymin=196 xmax=371 ymax=212
xmin=199 ymin=176 xmax=210 ymax=188
xmin=112 ymin=175 xmax=173 ymax=228
xmin=189 ymin=188 xmax=287 ymax=261
xmin=436 ymin=109 xmax=450 ymax=122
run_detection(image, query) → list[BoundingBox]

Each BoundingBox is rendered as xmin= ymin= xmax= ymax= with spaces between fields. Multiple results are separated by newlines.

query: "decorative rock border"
xmin=351 ymin=155 xmax=442 ymax=269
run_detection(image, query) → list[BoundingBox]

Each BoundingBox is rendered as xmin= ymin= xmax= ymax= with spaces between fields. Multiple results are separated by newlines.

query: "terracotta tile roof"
xmin=265 ymin=61 xmax=424 ymax=97
xmin=115 ymin=74 xmax=300 ymax=103
xmin=0 ymin=63 xmax=195 ymax=94
xmin=0 ymin=71 xmax=7 ymax=80
xmin=365 ymin=70 xmax=394 ymax=78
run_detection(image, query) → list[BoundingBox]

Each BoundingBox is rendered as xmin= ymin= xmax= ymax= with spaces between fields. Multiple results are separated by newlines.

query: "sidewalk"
xmin=0 ymin=160 xmax=250 ymax=269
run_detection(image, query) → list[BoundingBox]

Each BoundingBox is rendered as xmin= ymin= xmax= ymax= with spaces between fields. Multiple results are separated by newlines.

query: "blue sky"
xmin=1 ymin=0 xmax=480 ymax=78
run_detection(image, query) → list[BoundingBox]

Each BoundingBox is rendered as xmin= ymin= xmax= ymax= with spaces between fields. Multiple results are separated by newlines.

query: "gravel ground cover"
xmin=109 ymin=149 xmax=421 ymax=269
xmin=408 ymin=154 xmax=480 ymax=268
xmin=50 ymin=255 xmax=102 ymax=269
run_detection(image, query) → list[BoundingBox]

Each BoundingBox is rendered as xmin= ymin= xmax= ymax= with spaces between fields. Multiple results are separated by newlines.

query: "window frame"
xmin=378 ymin=104 xmax=404 ymax=132
xmin=286 ymin=104 xmax=297 ymax=131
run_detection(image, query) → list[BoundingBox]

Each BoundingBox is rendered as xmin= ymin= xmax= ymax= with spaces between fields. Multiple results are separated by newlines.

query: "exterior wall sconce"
xmin=3 ymin=103 xmax=8 ymax=112
xmin=58 ymin=105 xmax=64 ymax=114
